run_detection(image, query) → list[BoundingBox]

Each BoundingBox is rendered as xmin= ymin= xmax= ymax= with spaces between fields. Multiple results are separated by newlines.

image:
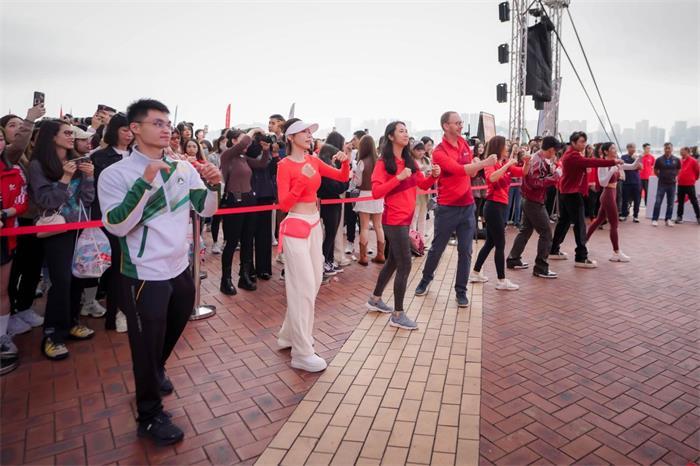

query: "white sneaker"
xmin=344 ymin=241 xmax=354 ymax=254
xmin=81 ymin=301 xmax=107 ymax=318
xmin=291 ymin=354 xmax=327 ymax=372
xmin=7 ymin=314 xmax=32 ymax=336
xmin=610 ymin=252 xmax=631 ymax=262
xmin=469 ymin=271 xmax=489 ymax=283
xmin=549 ymin=251 xmax=569 ymax=260
xmin=495 ymin=279 xmax=519 ymax=291
xmin=211 ymin=242 xmax=222 ymax=255
xmin=116 ymin=311 xmax=128 ymax=333
xmin=16 ymin=308 xmax=44 ymax=327
xmin=272 ymin=238 xmax=278 ymax=247
xmin=276 ymin=253 xmax=285 ymax=264
xmin=337 ymin=257 xmax=352 ymax=267
xmin=665 ymin=220 xmax=674 ymax=227
xmin=651 ymin=221 xmax=658 ymax=226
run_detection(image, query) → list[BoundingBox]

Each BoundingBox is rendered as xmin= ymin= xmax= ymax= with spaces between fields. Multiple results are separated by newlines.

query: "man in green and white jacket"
xmin=98 ymin=99 xmax=221 ymax=446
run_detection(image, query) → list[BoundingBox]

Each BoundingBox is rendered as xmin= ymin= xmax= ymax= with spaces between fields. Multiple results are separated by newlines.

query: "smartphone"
xmin=33 ymin=91 xmax=45 ymax=107
xmin=72 ymin=155 xmax=91 ymax=164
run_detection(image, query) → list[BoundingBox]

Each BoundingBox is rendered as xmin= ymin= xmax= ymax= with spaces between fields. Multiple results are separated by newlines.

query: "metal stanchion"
xmin=190 ymin=210 xmax=216 ymax=321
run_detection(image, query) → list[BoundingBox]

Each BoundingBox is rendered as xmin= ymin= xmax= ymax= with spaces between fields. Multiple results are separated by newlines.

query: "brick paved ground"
xmin=2 ymin=214 xmax=699 ymax=466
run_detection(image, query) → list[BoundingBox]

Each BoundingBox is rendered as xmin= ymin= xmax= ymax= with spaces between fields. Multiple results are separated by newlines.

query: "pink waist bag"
xmin=277 ymin=217 xmax=320 ymax=253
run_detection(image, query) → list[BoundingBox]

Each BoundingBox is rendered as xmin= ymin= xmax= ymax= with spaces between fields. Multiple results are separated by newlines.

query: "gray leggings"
xmin=372 ymin=225 xmax=412 ymax=312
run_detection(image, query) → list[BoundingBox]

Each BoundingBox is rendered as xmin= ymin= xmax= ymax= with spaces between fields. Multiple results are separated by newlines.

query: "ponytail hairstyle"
xmin=281 ymin=118 xmax=301 ymax=155
xmin=380 ymin=121 xmax=416 ymax=175
xmin=600 ymin=142 xmax=615 ymax=157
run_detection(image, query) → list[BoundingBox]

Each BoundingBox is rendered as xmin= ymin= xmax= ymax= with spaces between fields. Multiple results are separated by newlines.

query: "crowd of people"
xmin=1 ymin=99 xmax=698 ymax=446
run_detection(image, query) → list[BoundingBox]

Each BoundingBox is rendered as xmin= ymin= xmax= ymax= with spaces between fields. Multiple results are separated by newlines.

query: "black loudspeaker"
xmin=499 ymin=2 xmax=510 ymax=22
xmin=526 ymin=17 xmax=555 ymax=102
xmin=498 ymin=43 xmax=509 ymax=64
xmin=497 ymin=83 xmax=508 ymax=103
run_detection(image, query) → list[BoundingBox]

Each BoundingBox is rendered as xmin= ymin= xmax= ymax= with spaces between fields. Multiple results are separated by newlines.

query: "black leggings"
xmin=372 ymin=225 xmax=411 ymax=312
xmin=8 ymin=217 xmax=44 ymax=312
xmin=221 ymin=193 xmax=256 ymax=276
xmin=345 ymin=201 xmax=357 ymax=243
xmin=320 ymin=204 xmax=341 ymax=264
xmin=211 ymin=215 xmax=223 ymax=243
xmin=474 ymin=201 xmax=507 ymax=279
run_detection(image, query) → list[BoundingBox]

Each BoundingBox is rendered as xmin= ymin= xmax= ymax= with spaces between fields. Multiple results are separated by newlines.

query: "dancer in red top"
xmin=639 ymin=143 xmax=655 ymax=205
xmin=470 ymin=136 xmax=528 ymax=290
xmin=275 ymin=118 xmax=349 ymax=373
xmin=367 ymin=122 xmax=440 ymax=330
xmin=675 ymin=147 xmax=700 ymax=224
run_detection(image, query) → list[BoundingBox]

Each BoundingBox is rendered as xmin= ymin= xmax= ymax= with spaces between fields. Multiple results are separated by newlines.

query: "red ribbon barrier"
xmin=0 ymin=184 xmax=521 ymax=237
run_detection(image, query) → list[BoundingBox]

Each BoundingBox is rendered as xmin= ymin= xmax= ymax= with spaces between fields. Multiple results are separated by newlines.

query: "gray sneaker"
xmin=367 ymin=298 xmax=393 ymax=313
xmin=389 ymin=312 xmax=418 ymax=330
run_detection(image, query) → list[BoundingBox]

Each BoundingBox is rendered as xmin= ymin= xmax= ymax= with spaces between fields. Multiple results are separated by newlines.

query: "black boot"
xmin=238 ymin=263 xmax=257 ymax=291
xmin=220 ymin=267 xmax=237 ymax=295
xmin=248 ymin=263 xmax=257 ymax=283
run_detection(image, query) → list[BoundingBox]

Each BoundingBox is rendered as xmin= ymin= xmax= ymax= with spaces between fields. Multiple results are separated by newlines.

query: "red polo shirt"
xmin=640 ymin=154 xmax=655 ymax=180
xmin=678 ymin=156 xmax=700 ymax=186
xmin=372 ymin=157 xmax=437 ymax=226
xmin=431 ymin=136 xmax=474 ymax=207
xmin=485 ymin=162 xmax=523 ymax=204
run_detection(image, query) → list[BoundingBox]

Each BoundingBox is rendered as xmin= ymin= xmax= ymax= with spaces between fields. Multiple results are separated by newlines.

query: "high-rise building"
xmin=670 ymin=121 xmax=688 ymax=145
xmin=649 ymin=126 xmax=666 ymax=147
xmin=621 ymin=128 xmax=635 ymax=145
xmin=634 ymin=120 xmax=650 ymax=144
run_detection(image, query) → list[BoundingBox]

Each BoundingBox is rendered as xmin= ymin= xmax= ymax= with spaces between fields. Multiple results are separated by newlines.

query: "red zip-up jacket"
xmin=558 ymin=147 xmax=617 ymax=195
xmin=0 ymin=156 xmax=29 ymax=251
xmin=678 ymin=156 xmax=700 ymax=186
xmin=431 ymin=136 xmax=474 ymax=206
xmin=372 ymin=156 xmax=436 ymax=226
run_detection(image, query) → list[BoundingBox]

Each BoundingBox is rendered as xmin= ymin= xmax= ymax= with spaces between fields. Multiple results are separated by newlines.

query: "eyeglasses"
xmin=136 ymin=119 xmax=172 ymax=130
xmin=449 ymin=121 xmax=464 ymax=126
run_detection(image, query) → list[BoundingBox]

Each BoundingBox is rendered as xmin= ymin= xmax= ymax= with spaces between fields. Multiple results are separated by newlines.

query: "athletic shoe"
xmin=0 ymin=334 xmax=18 ymax=357
xmin=116 ymin=311 xmax=128 ymax=333
xmin=291 ymin=354 xmax=327 ymax=372
xmin=277 ymin=337 xmax=292 ymax=350
xmin=211 ymin=242 xmax=222 ymax=255
xmin=138 ymin=412 xmax=184 ymax=446
xmin=675 ymin=218 xmax=683 ymax=225
xmin=389 ymin=312 xmax=418 ymax=330
xmin=619 ymin=216 xmax=627 ymax=222
xmin=81 ymin=301 xmax=107 ymax=318
xmin=455 ymin=293 xmax=469 ymax=308
xmin=610 ymin=252 xmax=631 ymax=262
xmin=549 ymin=251 xmax=568 ymax=260
xmin=345 ymin=241 xmax=354 ymax=254
xmin=666 ymin=219 xmax=674 ymax=227
xmin=160 ymin=374 xmax=174 ymax=396
xmin=632 ymin=217 xmax=639 ymax=223
xmin=574 ymin=259 xmax=598 ymax=268
xmin=448 ymin=239 xmax=457 ymax=246
xmin=367 ymin=298 xmax=393 ymax=313
xmin=68 ymin=325 xmax=95 ymax=340
xmin=42 ymin=337 xmax=69 ymax=360
xmin=534 ymin=270 xmax=558 ymax=279
xmin=469 ymin=271 xmax=489 ymax=283
xmin=337 ymin=257 xmax=352 ymax=267
xmin=415 ymin=279 xmax=430 ymax=296
xmin=276 ymin=253 xmax=285 ymax=264
xmin=332 ymin=263 xmax=345 ymax=273
xmin=506 ymin=259 xmax=529 ymax=270
xmin=280 ymin=269 xmax=285 ymax=280
xmin=7 ymin=315 xmax=31 ymax=336
xmin=272 ymin=238 xmax=278 ymax=247
xmin=651 ymin=220 xmax=659 ymax=226
xmin=323 ymin=262 xmax=337 ymax=277
xmin=495 ymin=279 xmax=519 ymax=291
xmin=16 ymin=308 xmax=44 ymax=327
xmin=0 ymin=356 xmax=19 ymax=376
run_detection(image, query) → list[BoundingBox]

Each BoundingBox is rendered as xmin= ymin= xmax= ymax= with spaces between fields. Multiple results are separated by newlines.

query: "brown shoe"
xmin=371 ymin=241 xmax=386 ymax=264
xmin=358 ymin=242 xmax=369 ymax=266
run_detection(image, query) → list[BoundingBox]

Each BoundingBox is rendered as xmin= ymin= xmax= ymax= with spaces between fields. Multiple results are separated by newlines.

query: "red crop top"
xmin=276 ymin=154 xmax=350 ymax=212
xmin=484 ymin=161 xmax=523 ymax=205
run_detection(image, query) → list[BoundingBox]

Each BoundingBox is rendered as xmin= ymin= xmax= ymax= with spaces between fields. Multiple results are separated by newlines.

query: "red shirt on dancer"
xmin=678 ymin=156 xmax=700 ymax=186
xmin=640 ymin=154 xmax=655 ymax=180
xmin=431 ymin=136 xmax=474 ymax=206
xmin=558 ymin=146 xmax=617 ymax=195
xmin=484 ymin=161 xmax=523 ymax=205
xmin=276 ymin=155 xmax=349 ymax=212
xmin=372 ymin=157 xmax=436 ymax=226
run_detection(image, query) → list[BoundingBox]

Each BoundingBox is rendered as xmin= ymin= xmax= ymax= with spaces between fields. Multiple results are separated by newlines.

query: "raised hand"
xmin=396 ymin=167 xmax=412 ymax=181
xmin=143 ymin=160 xmax=171 ymax=183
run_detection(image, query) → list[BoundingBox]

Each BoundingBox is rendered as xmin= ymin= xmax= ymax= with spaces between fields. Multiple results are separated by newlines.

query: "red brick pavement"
xmin=479 ymin=220 xmax=700 ymax=466
xmin=1 ymin=235 xmax=384 ymax=466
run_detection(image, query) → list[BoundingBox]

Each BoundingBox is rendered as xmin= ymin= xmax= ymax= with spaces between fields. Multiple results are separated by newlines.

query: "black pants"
xmin=677 ymin=185 xmax=700 ymax=219
xmin=120 ymin=269 xmax=194 ymax=422
xmin=42 ymin=232 xmax=84 ymax=343
xmin=641 ymin=179 xmax=649 ymax=205
xmin=211 ymin=215 xmax=223 ymax=243
xmin=8 ymin=217 xmax=44 ymax=312
xmin=508 ymin=199 xmax=552 ymax=274
xmin=545 ymin=186 xmax=558 ymax=217
xmin=320 ymin=203 xmax=341 ymax=264
xmin=221 ymin=193 xmax=256 ymax=277
xmin=585 ymin=188 xmax=600 ymax=219
xmin=373 ymin=225 xmax=412 ymax=312
xmin=474 ymin=201 xmax=507 ymax=279
xmin=621 ymin=183 xmax=641 ymax=218
xmin=100 ymin=229 xmax=122 ymax=328
xmin=254 ymin=198 xmax=274 ymax=275
xmin=344 ymin=201 xmax=357 ymax=243
xmin=551 ymin=193 xmax=588 ymax=262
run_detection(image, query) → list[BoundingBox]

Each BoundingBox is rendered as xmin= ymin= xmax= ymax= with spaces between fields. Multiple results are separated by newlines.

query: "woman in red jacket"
xmin=0 ymin=127 xmax=29 ymax=374
xmin=367 ymin=122 xmax=440 ymax=330
xmin=470 ymin=136 xmax=526 ymax=291
xmin=275 ymin=118 xmax=349 ymax=373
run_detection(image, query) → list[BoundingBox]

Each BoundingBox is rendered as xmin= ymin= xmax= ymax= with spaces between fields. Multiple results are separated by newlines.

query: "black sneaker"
xmin=160 ymin=375 xmax=174 ymax=396
xmin=632 ymin=217 xmax=640 ymax=223
xmin=506 ymin=259 xmax=529 ymax=270
xmin=455 ymin=293 xmax=469 ymax=308
xmin=533 ymin=270 xmax=558 ymax=279
xmin=415 ymin=279 xmax=430 ymax=296
xmin=323 ymin=262 xmax=337 ymax=277
xmin=137 ymin=412 xmax=184 ymax=446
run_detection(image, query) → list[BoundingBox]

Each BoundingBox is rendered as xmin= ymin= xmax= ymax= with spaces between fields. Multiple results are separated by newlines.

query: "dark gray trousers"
xmin=508 ymin=199 xmax=552 ymax=274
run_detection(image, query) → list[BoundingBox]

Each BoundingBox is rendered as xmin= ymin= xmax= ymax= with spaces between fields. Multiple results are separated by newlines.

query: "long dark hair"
xmin=381 ymin=121 xmax=416 ymax=175
xmin=319 ymin=143 xmax=340 ymax=166
xmin=103 ymin=112 xmax=131 ymax=148
xmin=32 ymin=119 xmax=77 ymax=181
xmin=358 ymin=135 xmax=377 ymax=162
xmin=485 ymin=135 xmax=507 ymax=162
xmin=282 ymin=118 xmax=301 ymax=155
xmin=601 ymin=142 xmax=615 ymax=157
xmin=183 ymin=138 xmax=205 ymax=162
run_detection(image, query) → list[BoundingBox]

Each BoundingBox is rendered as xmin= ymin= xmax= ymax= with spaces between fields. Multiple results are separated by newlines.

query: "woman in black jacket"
xmin=317 ymin=132 xmax=349 ymax=277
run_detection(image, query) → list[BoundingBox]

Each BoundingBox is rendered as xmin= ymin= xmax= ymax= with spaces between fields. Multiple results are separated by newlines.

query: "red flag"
xmin=225 ymin=104 xmax=231 ymax=129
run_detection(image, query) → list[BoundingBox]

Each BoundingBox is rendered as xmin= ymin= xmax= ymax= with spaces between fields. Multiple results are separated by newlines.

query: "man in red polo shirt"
xmin=676 ymin=146 xmax=700 ymax=224
xmin=549 ymin=131 xmax=621 ymax=268
xmin=414 ymin=111 xmax=496 ymax=307
xmin=639 ymin=143 xmax=655 ymax=205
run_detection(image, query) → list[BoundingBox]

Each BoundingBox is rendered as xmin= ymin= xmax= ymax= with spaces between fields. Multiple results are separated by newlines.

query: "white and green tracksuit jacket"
xmin=98 ymin=147 xmax=220 ymax=280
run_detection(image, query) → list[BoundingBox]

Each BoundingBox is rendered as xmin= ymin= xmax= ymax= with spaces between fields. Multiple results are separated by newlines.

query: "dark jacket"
xmin=317 ymin=145 xmax=349 ymax=199
xmin=621 ymin=154 xmax=641 ymax=185
xmin=90 ymin=146 xmax=125 ymax=219
xmin=27 ymin=159 xmax=95 ymax=223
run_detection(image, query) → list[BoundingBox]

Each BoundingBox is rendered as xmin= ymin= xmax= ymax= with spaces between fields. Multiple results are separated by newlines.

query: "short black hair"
xmin=663 ymin=142 xmax=673 ymax=147
xmin=541 ymin=136 xmax=561 ymax=151
xmin=353 ymin=130 xmax=367 ymax=140
xmin=420 ymin=136 xmax=434 ymax=145
xmin=569 ymin=131 xmax=587 ymax=143
xmin=642 ymin=143 xmax=651 ymax=148
xmin=103 ymin=112 xmax=130 ymax=147
xmin=126 ymin=99 xmax=169 ymax=124
xmin=195 ymin=129 xmax=205 ymax=138
xmin=269 ymin=114 xmax=285 ymax=122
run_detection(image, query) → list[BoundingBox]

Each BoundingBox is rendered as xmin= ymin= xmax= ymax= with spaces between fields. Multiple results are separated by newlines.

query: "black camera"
xmin=254 ymin=132 xmax=275 ymax=145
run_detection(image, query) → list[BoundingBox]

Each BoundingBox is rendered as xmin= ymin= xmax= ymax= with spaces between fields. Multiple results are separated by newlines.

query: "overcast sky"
xmin=1 ymin=0 xmax=698 ymax=134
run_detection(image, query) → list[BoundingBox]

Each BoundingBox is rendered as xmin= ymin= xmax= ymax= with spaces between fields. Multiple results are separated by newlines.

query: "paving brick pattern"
xmin=479 ymin=220 xmax=700 ymax=466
